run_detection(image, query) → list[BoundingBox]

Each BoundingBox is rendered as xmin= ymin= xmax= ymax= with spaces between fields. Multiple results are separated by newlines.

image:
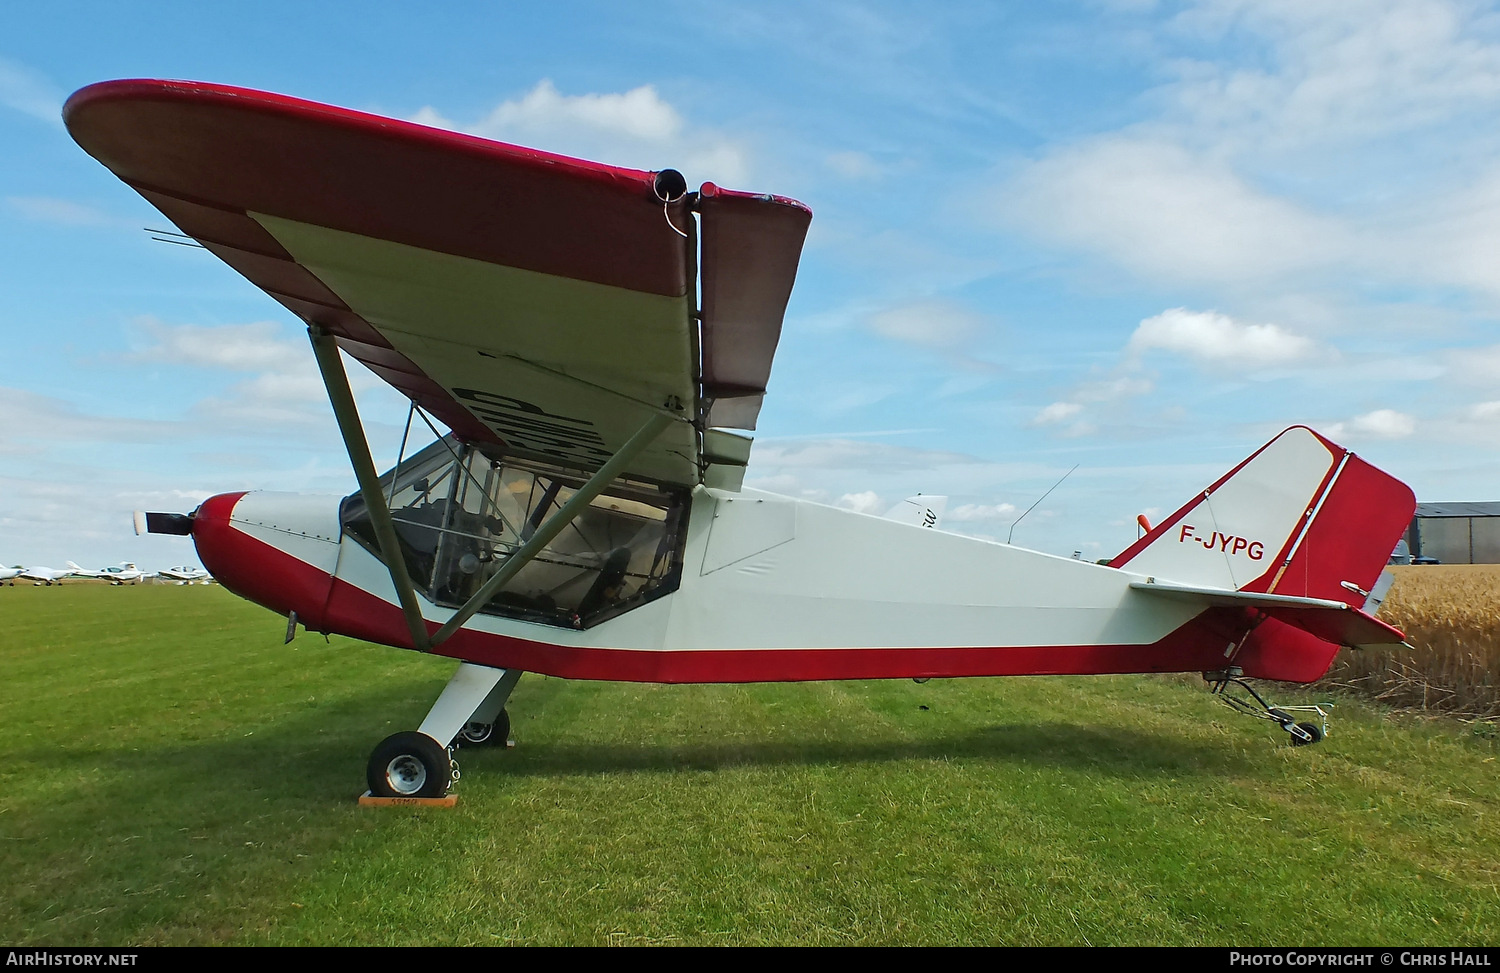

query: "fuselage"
xmin=20 ymin=566 xmax=73 ymax=585
xmin=186 ymin=486 xmax=1250 ymax=684
xmin=158 ymin=566 xmax=209 ymax=582
xmin=70 ymin=563 xmax=144 ymax=584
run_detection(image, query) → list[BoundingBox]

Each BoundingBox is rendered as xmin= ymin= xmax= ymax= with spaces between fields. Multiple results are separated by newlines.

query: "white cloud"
xmin=947 ymin=502 xmax=1018 ymax=522
xmin=1444 ymin=343 xmax=1500 ymax=384
xmin=836 ymin=490 xmax=884 ymax=514
xmin=1033 ymin=402 xmax=1084 ymax=425
xmin=125 ymin=318 xmax=403 ymax=435
xmin=130 ymin=318 xmax=302 ymax=372
xmin=0 ymin=387 xmax=182 ymax=446
xmin=1128 ymin=307 xmax=1318 ymax=366
xmin=752 ymin=438 xmax=975 ymax=474
xmin=413 ymin=80 xmax=750 ymax=186
xmin=1074 ymin=374 xmax=1156 ymax=402
xmin=997 ymin=138 xmax=1349 ymax=287
xmin=1166 ymin=0 xmax=1500 ymax=149
xmin=1327 ymin=408 xmax=1417 ymax=439
xmin=0 ymin=57 xmax=62 ymax=126
xmin=865 ymin=299 xmax=985 ymax=348
xmin=825 ymin=150 xmax=882 ymax=180
xmin=7 ymin=196 xmax=122 ymax=227
xmin=448 ymin=79 xmax=682 ymax=142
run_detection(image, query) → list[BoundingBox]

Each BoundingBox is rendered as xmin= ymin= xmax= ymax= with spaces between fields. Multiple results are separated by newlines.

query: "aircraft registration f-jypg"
xmin=67 ymin=80 xmax=1416 ymax=799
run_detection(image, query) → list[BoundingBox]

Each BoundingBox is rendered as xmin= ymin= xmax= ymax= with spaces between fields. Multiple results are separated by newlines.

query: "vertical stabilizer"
xmin=1115 ymin=427 xmax=1413 ymax=602
xmin=1114 ymin=427 xmax=1415 ymax=682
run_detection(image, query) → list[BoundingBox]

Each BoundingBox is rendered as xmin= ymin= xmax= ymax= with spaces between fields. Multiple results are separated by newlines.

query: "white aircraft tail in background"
xmin=883 ymin=495 xmax=947 ymax=530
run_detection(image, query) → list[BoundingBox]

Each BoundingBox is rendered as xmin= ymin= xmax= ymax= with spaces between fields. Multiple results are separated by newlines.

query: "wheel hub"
xmin=385 ymin=754 xmax=428 ymax=795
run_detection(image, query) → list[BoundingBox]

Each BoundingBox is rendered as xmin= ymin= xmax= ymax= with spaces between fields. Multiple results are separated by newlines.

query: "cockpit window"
xmin=341 ymin=437 xmax=687 ymax=628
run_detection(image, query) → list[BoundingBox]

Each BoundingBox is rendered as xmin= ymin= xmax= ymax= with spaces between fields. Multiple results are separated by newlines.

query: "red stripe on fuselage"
xmin=191 ymin=492 xmax=336 ymax=630
xmin=196 ymin=496 xmax=1331 ymax=683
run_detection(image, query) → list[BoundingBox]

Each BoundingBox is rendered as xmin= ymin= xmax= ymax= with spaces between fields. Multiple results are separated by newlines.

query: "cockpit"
xmin=341 ymin=436 xmax=689 ymax=629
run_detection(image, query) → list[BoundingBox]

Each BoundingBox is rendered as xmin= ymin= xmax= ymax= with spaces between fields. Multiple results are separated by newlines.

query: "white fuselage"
xmin=197 ymin=486 xmax=1215 ymax=683
xmin=159 ymin=566 xmax=210 ymax=583
xmin=69 ymin=563 xmax=144 ymax=584
xmin=20 ymin=566 xmax=74 ymax=585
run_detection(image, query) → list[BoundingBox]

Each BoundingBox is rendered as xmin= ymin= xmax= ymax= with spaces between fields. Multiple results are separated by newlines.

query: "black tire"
xmin=455 ymin=708 xmax=510 ymax=748
xmin=1289 ymin=721 xmax=1325 ymax=747
xmin=367 ymin=731 xmax=452 ymax=797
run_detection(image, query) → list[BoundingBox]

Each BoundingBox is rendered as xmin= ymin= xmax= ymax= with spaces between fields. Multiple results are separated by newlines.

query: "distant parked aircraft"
xmin=158 ymin=565 xmax=211 ymax=584
xmin=67 ymin=561 xmax=145 ymax=584
xmin=21 ymin=565 xmax=75 ymax=586
xmin=0 ymin=565 xmax=21 ymax=585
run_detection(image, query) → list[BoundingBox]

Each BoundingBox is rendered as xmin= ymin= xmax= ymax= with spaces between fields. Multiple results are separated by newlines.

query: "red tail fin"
xmin=1117 ymin=427 xmax=1415 ymax=681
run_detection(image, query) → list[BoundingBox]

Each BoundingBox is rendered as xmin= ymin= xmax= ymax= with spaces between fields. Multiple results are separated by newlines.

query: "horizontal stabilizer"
xmin=1130 ymin=580 xmax=1406 ymax=650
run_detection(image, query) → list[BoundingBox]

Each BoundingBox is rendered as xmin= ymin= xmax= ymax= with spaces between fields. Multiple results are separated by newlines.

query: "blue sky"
xmin=4 ymin=0 xmax=1500 ymax=569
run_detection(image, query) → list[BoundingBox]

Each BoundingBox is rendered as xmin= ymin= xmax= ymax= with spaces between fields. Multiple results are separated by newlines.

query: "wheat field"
xmin=1317 ymin=564 xmax=1500 ymax=720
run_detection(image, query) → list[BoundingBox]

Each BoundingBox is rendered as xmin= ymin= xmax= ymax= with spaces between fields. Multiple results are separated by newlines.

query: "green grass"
xmin=2 ymin=584 xmax=1497 ymax=945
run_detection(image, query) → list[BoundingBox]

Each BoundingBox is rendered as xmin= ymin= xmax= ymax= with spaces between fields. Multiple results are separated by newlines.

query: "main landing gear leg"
xmin=365 ymin=663 xmax=524 ymax=798
xmin=452 ymin=667 xmax=523 ymax=748
xmin=1204 ymin=667 xmax=1330 ymax=746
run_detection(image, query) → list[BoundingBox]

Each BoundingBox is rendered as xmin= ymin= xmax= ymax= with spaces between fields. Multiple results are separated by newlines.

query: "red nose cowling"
xmin=191 ymin=491 xmax=336 ymax=631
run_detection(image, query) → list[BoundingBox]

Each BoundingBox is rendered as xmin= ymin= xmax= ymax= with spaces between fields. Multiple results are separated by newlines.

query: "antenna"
xmin=145 ymin=227 xmax=205 ymax=249
xmin=1007 ymin=463 xmax=1079 ymax=545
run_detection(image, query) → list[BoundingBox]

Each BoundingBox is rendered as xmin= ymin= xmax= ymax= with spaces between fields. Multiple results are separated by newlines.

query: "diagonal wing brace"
xmin=310 ymin=325 xmax=432 ymax=651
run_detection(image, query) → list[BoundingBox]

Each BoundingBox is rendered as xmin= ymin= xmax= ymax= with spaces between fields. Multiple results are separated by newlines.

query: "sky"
xmin=3 ymin=0 xmax=1500 ymax=570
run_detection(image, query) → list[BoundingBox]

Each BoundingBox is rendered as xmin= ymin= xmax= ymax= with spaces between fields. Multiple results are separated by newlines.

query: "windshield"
xmin=342 ymin=436 xmax=687 ymax=628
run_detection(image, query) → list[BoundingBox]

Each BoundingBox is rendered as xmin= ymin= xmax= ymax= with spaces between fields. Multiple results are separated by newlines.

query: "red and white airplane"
xmin=68 ymin=80 xmax=1416 ymax=799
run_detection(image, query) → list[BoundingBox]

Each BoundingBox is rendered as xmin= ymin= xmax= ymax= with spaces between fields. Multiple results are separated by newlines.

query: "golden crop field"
xmin=1318 ymin=564 xmax=1500 ymax=719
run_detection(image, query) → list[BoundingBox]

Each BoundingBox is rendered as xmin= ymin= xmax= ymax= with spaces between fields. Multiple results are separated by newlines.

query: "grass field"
xmin=2 ymin=584 xmax=1497 ymax=946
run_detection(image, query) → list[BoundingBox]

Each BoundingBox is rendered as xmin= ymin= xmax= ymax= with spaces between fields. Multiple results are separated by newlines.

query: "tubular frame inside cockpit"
xmin=341 ymin=436 xmax=689 ymax=629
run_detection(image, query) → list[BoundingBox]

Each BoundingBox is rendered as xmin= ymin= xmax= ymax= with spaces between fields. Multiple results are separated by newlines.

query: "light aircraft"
xmin=68 ymin=80 xmax=1416 ymax=799
xmin=0 ymin=566 xmax=22 ymax=585
xmin=157 ymin=565 xmax=211 ymax=584
xmin=67 ymin=561 xmax=145 ymax=584
xmin=20 ymin=565 xmax=76 ymax=586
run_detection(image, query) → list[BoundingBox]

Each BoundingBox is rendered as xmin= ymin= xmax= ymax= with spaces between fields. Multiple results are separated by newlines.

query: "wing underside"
xmin=65 ymin=79 xmax=812 ymax=488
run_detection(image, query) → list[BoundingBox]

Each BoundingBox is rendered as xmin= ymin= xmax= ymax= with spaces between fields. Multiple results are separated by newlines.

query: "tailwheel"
xmin=1204 ymin=668 xmax=1331 ymax=746
xmin=367 ymin=731 xmax=455 ymax=798
xmin=454 ymin=708 xmax=510 ymax=748
xmin=1288 ymin=721 xmax=1325 ymax=747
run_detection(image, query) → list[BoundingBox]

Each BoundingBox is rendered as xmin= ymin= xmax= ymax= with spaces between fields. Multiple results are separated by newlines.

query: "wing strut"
xmin=308 ymin=326 xmax=432 ymax=652
xmin=427 ymin=411 xmax=673 ymax=649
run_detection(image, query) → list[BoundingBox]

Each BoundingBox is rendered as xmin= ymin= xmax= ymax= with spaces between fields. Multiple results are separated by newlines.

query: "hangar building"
xmin=1405 ymin=502 xmax=1500 ymax=565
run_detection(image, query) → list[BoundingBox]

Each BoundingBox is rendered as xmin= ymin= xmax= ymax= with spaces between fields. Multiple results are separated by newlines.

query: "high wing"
xmin=64 ymin=79 xmax=812 ymax=489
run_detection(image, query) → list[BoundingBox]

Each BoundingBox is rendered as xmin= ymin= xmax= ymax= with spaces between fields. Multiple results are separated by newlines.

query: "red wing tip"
xmin=699 ymin=180 xmax=812 ymax=215
xmin=63 ymin=78 xmax=664 ymax=189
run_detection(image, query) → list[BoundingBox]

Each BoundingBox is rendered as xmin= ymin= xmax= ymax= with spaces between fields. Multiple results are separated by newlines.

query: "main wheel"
xmin=455 ymin=708 xmax=510 ymax=748
xmin=367 ymin=731 xmax=452 ymax=797
xmin=1288 ymin=721 xmax=1325 ymax=747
